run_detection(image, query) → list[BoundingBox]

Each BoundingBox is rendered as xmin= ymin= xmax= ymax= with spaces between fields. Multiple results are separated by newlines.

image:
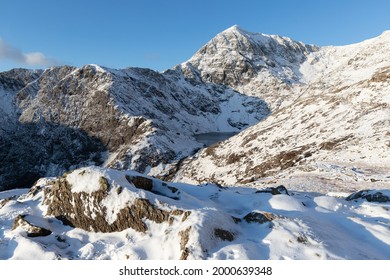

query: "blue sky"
xmin=0 ymin=0 xmax=389 ymax=72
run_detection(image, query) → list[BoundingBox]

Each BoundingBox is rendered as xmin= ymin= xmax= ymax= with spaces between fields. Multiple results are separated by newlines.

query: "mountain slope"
xmin=172 ymin=29 xmax=390 ymax=192
xmin=0 ymin=63 xmax=269 ymax=191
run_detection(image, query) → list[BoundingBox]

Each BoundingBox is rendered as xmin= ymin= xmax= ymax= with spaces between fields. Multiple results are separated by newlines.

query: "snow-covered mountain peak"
xmin=179 ymin=26 xmax=319 ymax=110
xmin=222 ymin=24 xmax=244 ymax=33
xmin=218 ymin=24 xmax=270 ymax=43
xmin=200 ymin=24 xmax=316 ymax=61
xmin=220 ymin=25 xmax=297 ymax=46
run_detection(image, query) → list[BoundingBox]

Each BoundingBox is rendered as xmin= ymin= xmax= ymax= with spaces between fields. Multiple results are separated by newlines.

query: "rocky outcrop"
xmin=346 ymin=190 xmax=390 ymax=203
xmin=0 ymin=198 xmax=11 ymax=209
xmin=42 ymin=175 xmax=186 ymax=233
xmin=256 ymin=185 xmax=289 ymax=195
xmin=12 ymin=215 xmax=52 ymax=237
xmin=243 ymin=211 xmax=276 ymax=224
xmin=27 ymin=167 xmax=245 ymax=259
xmin=125 ymin=175 xmax=153 ymax=191
xmin=179 ymin=227 xmax=191 ymax=260
xmin=214 ymin=228 xmax=235 ymax=241
xmin=0 ymin=69 xmax=42 ymax=92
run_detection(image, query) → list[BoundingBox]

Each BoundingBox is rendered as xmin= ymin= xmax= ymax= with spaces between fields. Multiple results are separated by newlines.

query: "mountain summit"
xmin=179 ymin=25 xmax=318 ymax=109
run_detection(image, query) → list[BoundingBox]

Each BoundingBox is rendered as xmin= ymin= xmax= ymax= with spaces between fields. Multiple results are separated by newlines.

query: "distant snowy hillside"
xmin=1 ymin=166 xmax=389 ymax=259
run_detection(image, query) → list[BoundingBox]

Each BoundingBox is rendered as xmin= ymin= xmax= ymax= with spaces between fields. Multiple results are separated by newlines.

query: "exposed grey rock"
xmin=297 ymin=235 xmax=308 ymax=244
xmin=243 ymin=211 xmax=276 ymax=224
xmin=125 ymin=175 xmax=153 ymax=191
xmin=256 ymin=185 xmax=289 ymax=195
xmin=346 ymin=190 xmax=390 ymax=203
xmin=0 ymin=198 xmax=11 ymax=209
xmin=12 ymin=214 xmax=52 ymax=237
xmin=214 ymin=228 xmax=235 ymax=241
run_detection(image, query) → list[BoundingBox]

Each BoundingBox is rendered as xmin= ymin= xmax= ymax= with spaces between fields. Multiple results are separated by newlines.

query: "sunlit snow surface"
xmin=0 ymin=167 xmax=389 ymax=260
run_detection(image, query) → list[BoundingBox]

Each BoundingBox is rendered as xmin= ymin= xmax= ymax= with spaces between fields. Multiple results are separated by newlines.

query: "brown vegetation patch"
xmin=204 ymin=144 xmax=218 ymax=157
xmin=369 ymin=67 xmax=390 ymax=83
xmin=245 ymin=145 xmax=311 ymax=180
xmin=241 ymin=133 xmax=258 ymax=147
xmin=226 ymin=153 xmax=243 ymax=164
xmin=318 ymin=135 xmax=352 ymax=150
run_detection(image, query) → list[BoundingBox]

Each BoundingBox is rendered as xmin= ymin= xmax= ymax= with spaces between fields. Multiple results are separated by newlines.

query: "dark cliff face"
xmin=0 ymin=122 xmax=106 ymax=190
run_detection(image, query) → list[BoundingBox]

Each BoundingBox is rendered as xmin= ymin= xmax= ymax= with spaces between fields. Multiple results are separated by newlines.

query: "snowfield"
xmin=0 ymin=167 xmax=389 ymax=260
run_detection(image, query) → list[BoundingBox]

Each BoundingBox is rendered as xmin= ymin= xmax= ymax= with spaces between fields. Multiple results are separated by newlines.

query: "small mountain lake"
xmin=194 ymin=132 xmax=238 ymax=146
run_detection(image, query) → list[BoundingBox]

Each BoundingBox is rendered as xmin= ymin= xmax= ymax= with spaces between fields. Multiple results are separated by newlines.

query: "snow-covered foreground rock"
xmin=1 ymin=166 xmax=389 ymax=260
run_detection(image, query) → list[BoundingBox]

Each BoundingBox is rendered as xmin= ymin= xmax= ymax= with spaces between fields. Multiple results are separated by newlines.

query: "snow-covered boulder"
xmin=34 ymin=167 xmax=240 ymax=259
xmin=41 ymin=167 xmax=187 ymax=233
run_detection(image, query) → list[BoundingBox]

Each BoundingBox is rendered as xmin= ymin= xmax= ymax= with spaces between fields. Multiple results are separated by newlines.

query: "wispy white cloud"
xmin=0 ymin=37 xmax=58 ymax=67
